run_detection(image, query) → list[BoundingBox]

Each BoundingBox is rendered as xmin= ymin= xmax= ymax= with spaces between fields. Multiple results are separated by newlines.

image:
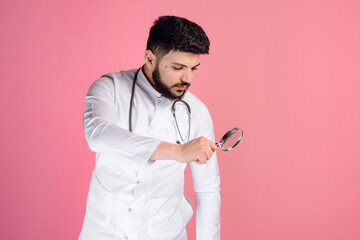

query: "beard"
xmin=152 ymin=65 xmax=190 ymax=100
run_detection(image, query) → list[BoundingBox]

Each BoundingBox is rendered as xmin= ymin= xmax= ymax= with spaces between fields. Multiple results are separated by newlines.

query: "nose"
xmin=180 ymin=69 xmax=193 ymax=84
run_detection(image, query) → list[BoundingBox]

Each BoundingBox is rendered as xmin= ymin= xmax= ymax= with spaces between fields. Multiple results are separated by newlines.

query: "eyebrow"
xmin=171 ymin=62 xmax=201 ymax=69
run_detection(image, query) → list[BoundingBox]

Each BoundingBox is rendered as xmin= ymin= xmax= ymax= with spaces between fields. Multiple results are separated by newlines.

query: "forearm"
xmin=84 ymin=118 xmax=162 ymax=164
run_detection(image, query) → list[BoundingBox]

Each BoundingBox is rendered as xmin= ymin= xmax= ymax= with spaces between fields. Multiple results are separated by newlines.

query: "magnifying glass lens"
xmin=217 ymin=127 xmax=243 ymax=151
xmin=222 ymin=130 xmax=242 ymax=150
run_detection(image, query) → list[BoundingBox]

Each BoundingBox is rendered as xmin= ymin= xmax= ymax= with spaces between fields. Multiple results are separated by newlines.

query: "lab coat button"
xmin=137 ymin=180 xmax=140 ymax=184
xmin=156 ymin=99 xmax=161 ymax=103
xmin=125 ymin=236 xmax=128 ymax=240
xmin=128 ymin=208 xmax=132 ymax=212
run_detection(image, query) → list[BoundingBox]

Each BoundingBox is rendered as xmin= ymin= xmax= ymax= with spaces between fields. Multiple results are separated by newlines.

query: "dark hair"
xmin=146 ymin=16 xmax=210 ymax=58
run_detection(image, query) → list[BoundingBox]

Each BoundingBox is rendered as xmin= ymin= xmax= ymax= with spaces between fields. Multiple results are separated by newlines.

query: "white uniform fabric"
xmin=79 ymin=68 xmax=221 ymax=240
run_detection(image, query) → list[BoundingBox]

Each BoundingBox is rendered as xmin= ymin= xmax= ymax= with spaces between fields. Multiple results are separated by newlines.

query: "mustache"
xmin=173 ymin=82 xmax=191 ymax=88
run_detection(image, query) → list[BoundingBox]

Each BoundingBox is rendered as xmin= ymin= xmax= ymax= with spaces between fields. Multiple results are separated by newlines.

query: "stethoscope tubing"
xmin=129 ymin=68 xmax=141 ymax=132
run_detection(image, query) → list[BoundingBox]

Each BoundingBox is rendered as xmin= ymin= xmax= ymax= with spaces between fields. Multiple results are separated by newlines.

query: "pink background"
xmin=1 ymin=0 xmax=360 ymax=239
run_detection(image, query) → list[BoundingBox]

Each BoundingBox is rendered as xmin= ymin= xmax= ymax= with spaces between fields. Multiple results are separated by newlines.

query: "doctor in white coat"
xmin=79 ymin=15 xmax=221 ymax=240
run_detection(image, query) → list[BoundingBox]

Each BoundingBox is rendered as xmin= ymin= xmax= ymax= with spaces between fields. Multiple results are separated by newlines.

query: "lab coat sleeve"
xmin=83 ymin=76 xmax=162 ymax=165
xmin=189 ymin=106 xmax=221 ymax=240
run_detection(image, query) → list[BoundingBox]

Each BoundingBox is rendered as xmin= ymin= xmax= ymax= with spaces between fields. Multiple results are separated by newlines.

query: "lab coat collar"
xmin=137 ymin=68 xmax=162 ymax=99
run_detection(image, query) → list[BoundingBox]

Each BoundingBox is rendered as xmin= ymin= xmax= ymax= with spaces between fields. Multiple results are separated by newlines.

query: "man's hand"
xmin=150 ymin=136 xmax=217 ymax=164
xmin=177 ymin=137 xmax=217 ymax=164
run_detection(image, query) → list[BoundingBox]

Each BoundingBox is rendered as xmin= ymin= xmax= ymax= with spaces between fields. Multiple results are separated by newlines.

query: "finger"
xmin=204 ymin=151 xmax=210 ymax=162
xmin=209 ymin=141 xmax=217 ymax=151
xmin=206 ymin=144 xmax=212 ymax=160
xmin=199 ymin=155 xmax=207 ymax=164
xmin=201 ymin=145 xmax=210 ymax=161
xmin=195 ymin=159 xmax=203 ymax=165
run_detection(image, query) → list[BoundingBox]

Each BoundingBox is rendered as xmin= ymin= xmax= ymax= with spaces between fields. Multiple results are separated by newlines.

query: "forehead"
xmin=159 ymin=50 xmax=200 ymax=67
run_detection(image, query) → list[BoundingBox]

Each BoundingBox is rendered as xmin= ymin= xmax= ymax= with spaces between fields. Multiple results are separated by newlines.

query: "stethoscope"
xmin=129 ymin=68 xmax=191 ymax=144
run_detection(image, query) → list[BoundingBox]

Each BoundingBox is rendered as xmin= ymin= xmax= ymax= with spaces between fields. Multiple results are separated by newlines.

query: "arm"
xmin=150 ymin=137 xmax=217 ymax=163
xmin=190 ymin=107 xmax=221 ymax=240
xmin=84 ymin=76 xmax=216 ymax=165
xmin=83 ymin=76 xmax=162 ymax=165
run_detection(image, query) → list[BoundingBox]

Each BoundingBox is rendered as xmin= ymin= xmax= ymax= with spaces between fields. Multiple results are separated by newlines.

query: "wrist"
xmin=170 ymin=143 xmax=182 ymax=161
xmin=151 ymin=141 xmax=181 ymax=161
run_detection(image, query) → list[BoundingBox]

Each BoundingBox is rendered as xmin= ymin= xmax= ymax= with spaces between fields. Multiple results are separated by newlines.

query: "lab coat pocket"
xmin=181 ymin=194 xmax=193 ymax=224
xmin=148 ymin=195 xmax=193 ymax=238
xmin=148 ymin=196 xmax=180 ymax=238
xmin=86 ymin=175 xmax=113 ymax=228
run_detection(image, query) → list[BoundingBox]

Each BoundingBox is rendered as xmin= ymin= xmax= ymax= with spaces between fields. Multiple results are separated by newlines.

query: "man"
xmin=79 ymin=16 xmax=220 ymax=240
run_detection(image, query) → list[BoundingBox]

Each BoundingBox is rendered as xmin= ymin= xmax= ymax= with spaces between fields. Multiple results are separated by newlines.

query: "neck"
xmin=142 ymin=65 xmax=156 ymax=89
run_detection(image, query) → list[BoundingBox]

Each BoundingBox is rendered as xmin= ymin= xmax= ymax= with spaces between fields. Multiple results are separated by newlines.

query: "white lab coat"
xmin=79 ymin=69 xmax=220 ymax=240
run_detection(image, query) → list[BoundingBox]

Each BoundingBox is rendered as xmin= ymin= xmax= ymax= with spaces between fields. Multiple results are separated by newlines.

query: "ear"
xmin=144 ymin=50 xmax=157 ymax=70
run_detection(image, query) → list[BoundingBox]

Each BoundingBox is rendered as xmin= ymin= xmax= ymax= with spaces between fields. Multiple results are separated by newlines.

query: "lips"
xmin=176 ymin=85 xmax=187 ymax=90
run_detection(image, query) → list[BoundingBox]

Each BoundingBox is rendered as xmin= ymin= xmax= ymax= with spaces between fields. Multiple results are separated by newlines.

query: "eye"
xmin=191 ymin=67 xmax=198 ymax=71
xmin=173 ymin=66 xmax=183 ymax=70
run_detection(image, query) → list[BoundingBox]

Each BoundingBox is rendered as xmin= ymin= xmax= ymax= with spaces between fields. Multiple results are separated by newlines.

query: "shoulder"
xmin=96 ymin=69 xmax=136 ymax=88
xmin=87 ymin=69 xmax=137 ymax=95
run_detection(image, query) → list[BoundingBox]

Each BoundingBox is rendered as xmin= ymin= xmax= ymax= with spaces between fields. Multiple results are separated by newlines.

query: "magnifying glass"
xmin=216 ymin=127 xmax=243 ymax=151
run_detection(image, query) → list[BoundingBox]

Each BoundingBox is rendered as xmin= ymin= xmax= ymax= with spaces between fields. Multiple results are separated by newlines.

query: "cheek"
xmin=162 ymin=71 xmax=181 ymax=86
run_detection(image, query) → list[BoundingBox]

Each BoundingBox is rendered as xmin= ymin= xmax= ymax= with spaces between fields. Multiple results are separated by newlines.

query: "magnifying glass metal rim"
xmin=216 ymin=127 xmax=244 ymax=151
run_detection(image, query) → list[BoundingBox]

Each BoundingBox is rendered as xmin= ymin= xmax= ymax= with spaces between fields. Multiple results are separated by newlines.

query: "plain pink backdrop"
xmin=1 ymin=0 xmax=359 ymax=239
